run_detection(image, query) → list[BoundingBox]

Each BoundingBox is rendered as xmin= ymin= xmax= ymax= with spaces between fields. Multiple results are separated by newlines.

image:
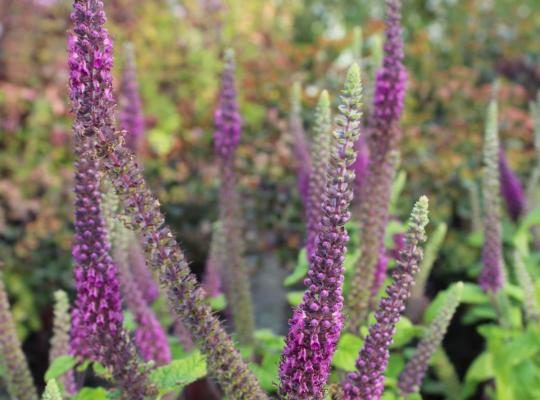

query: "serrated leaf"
xmin=45 ymin=355 xmax=77 ymax=382
xmin=332 ymin=333 xmax=363 ymax=372
xmin=149 ymin=351 xmax=207 ymax=395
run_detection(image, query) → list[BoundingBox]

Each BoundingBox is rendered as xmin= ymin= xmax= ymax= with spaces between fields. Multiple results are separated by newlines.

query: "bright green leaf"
xmin=149 ymin=351 xmax=207 ymax=395
xmin=284 ymin=249 xmax=309 ymax=287
xmin=45 ymin=355 xmax=77 ymax=382
xmin=332 ymin=333 xmax=363 ymax=372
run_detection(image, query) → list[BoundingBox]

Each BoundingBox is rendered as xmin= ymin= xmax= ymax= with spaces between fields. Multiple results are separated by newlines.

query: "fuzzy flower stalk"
xmin=119 ymin=43 xmax=145 ymax=154
xmin=202 ymin=222 xmax=224 ymax=298
xmin=290 ymin=81 xmax=312 ymax=207
xmin=498 ymin=146 xmax=525 ymax=221
xmin=347 ymin=0 xmax=408 ymax=333
xmin=398 ymin=282 xmax=463 ymax=396
xmin=513 ymin=251 xmax=540 ymax=324
xmin=479 ymin=99 xmax=504 ymax=293
xmin=102 ymin=183 xmax=171 ymax=365
xmin=127 ymin=235 xmax=160 ymax=305
xmin=43 ymin=380 xmax=62 ymax=400
xmin=279 ymin=64 xmax=363 ymax=400
xmin=72 ymin=5 xmax=266 ymax=393
xmin=214 ymin=49 xmax=255 ymax=345
xmin=306 ymin=90 xmax=332 ymax=261
xmin=342 ymin=196 xmax=429 ymax=400
xmin=68 ymin=1 xmax=152 ymax=397
xmin=0 ymin=271 xmax=38 ymax=400
xmin=49 ymin=290 xmax=77 ymax=395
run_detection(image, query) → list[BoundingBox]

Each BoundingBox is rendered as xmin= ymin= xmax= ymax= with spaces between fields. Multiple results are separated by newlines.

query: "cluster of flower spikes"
xmin=0 ymin=271 xmax=38 ymax=400
xmin=119 ymin=43 xmax=145 ymax=154
xmin=498 ymin=146 xmax=525 ymax=222
xmin=102 ymin=182 xmax=171 ymax=366
xmin=278 ymin=64 xmax=363 ymax=400
xmin=290 ymin=81 xmax=312 ymax=207
xmin=69 ymin=4 xmax=267 ymax=396
xmin=68 ymin=1 xmax=152 ymax=397
xmin=342 ymin=196 xmax=429 ymax=400
xmin=398 ymin=282 xmax=463 ymax=396
xmin=50 ymin=291 xmax=76 ymax=396
xmin=347 ymin=0 xmax=408 ymax=333
xmin=479 ymin=99 xmax=505 ymax=293
xmin=306 ymin=90 xmax=332 ymax=261
xmin=214 ymin=49 xmax=255 ymax=345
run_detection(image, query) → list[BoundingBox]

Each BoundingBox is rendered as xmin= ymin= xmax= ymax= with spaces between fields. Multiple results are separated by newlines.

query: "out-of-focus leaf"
xmin=149 ymin=351 xmax=207 ymax=395
xmin=284 ymin=248 xmax=308 ymax=287
xmin=332 ymin=333 xmax=363 ymax=372
xmin=44 ymin=355 xmax=77 ymax=382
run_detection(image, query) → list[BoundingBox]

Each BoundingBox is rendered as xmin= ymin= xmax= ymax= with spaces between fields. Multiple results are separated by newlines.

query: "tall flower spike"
xmin=342 ymin=196 xmax=429 ymax=400
xmin=68 ymin=1 xmax=151 ymax=397
xmin=0 ymin=271 xmax=38 ymax=400
xmin=513 ymin=251 xmax=540 ymax=324
xmin=498 ymin=146 xmax=525 ymax=221
xmin=214 ymin=49 xmax=255 ymax=345
xmin=279 ymin=64 xmax=363 ymax=400
xmin=202 ymin=222 xmax=224 ymax=298
xmin=398 ymin=282 xmax=463 ymax=396
xmin=526 ymin=91 xmax=540 ymax=208
xmin=127 ymin=234 xmax=160 ymax=305
xmin=119 ymin=43 xmax=145 ymax=154
xmin=50 ymin=290 xmax=77 ymax=395
xmin=479 ymin=98 xmax=505 ymax=293
xmin=306 ymin=90 xmax=332 ymax=261
xmin=102 ymin=183 xmax=171 ymax=365
xmin=411 ymin=222 xmax=447 ymax=300
xmin=290 ymin=81 xmax=312 ymax=207
xmin=347 ymin=0 xmax=408 ymax=333
xmin=75 ymin=16 xmax=266 ymax=395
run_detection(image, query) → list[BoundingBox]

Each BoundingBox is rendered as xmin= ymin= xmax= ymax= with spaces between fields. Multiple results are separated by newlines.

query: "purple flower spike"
xmin=68 ymin=1 xmax=151 ymax=396
xmin=214 ymin=49 xmax=255 ymax=345
xmin=352 ymin=133 xmax=369 ymax=199
xmin=498 ymin=146 xmax=525 ymax=221
xmin=343 ymin=196 xmax=429 ymax=400
xmin=214 ymin=49 xmax=242 ymax=160
xmin=479 ymin=99 xmax=505 ymax=293
xmin=347 ymin=0 xmax=408 ymax=333
xmin=279 ymin=64 xmax=363 ymax=400
xmin=119 ymin=43 xmax=145 ymax=154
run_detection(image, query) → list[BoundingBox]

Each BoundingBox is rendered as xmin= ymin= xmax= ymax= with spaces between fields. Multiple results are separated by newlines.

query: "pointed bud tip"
xmin=318 ymin=90 xmax=330 ymax=109
xmin=346 ymin=63 xmax=361 ymax=85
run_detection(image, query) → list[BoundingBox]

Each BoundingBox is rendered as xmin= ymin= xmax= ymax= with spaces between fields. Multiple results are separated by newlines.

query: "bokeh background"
xmin=1 ymin=0 xmax=539 ymax=394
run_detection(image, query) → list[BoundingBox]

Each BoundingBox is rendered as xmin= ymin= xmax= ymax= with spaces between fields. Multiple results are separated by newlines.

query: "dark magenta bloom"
xmin=214 ymin=50 xmax=242 ymax=160
xmin=119 ymin=44 xmax=145 ymax=154
xmin=279 ymin=65 xmax=363 ymax=400
xmin=499 ymin=146 xmax=525 ymax=221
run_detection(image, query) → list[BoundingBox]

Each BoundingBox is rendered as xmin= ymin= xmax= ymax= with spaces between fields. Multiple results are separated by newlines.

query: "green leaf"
xmin=284 ymin=249 xmax=309 ymax=287
xmin=207 ymin=294 xmax=226 ymax=311
xmin=286 ymin=291 xmax=304 ymax=306
xmin=390 ymin=317 xmax=421 ymax=348
xmin=459 ymin=283 xmax=489 ymax=304
xmin=45 ymin=355 xmax=77 ymax=382
xmin=149 ymin=351 xmax=207 ymax=395
xmin=123 ymin=310 xmax=136 ymax=331
xmin=332 ymin=333 xmax=363 ymax=372
xmin=465 ymin=352 xmax=494 ymax=383
xmin=72 ymin=387 xmax=108 ymax=400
